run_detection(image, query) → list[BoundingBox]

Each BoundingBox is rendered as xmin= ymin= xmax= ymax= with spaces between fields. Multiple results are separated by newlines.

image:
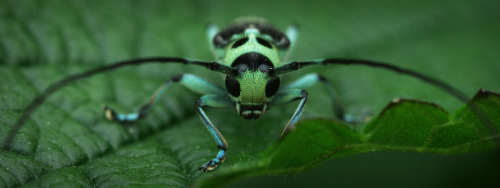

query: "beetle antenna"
xmin=3 ymin=57 xmax=235 ymax=150
xmin=274 ymin=58 xmax=469 ymax=102
xmin=275 ymin=58 xmax=498 ymax=144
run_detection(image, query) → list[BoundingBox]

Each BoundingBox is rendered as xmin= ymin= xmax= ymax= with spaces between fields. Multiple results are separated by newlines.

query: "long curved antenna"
xmin=3 ymin=57 xmax=236 ymax=150
xmin=275 ymin=58 xmax=499 ymax=148
xmin=274 ymin=58 xmax=469 ymax=102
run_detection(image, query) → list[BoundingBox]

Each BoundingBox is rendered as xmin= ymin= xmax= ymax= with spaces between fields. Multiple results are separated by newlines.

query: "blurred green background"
xmin=1 ymin=0 xmax=499 ymax=187
xmin=227 ymin=151 xmax=500 ymax=188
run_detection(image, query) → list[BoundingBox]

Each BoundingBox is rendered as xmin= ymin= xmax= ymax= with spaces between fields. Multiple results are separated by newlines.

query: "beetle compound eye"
xmin=237 ymin=64 xmax=248 ymax=72
xmin=265 ymin=77 xmax=280 ymax=97
xmin=259 ymin=64 xmax=271 ymax=73
xmin=225 ymin=76 xmax=241 ymax=97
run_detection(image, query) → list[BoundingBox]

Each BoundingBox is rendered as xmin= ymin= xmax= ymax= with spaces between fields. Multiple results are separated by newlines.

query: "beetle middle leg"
xmin=272 ymin=73 xmax=362 ymax=136
xmin=281 ymin=73 xmax=346 ymax=120
xmin=103 ymin=74 xmax=226 ymax=123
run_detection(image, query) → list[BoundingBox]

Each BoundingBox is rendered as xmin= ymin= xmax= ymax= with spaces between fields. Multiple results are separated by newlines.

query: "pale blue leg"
xmin=282 ymin=24 xmax=299 ymax=61
xmin=207 ymin=24 xmax=220 ymax=59
xmin=196 ymin=95 xmax=233 ymax=172
xmin=270 ymin=89 xmax=308 ymax=137
xmin=286 ymin=25 xmax=298 ymax=45
xmin=283 ymin=73 xmax=347 ymax=121
xmin=104 ymin=74 xmax=225 ymax=123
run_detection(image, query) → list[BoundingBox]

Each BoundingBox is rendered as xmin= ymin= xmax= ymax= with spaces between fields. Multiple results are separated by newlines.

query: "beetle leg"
xmin=104 ymin=74 xmax=225 ymax=123
xmin=196 ymin=95 xmax=233 ymax=172
xmin=282 ymin=73 xmax=347 ymax=121
xmin=270 ymin=89 xmax=308 ymax=137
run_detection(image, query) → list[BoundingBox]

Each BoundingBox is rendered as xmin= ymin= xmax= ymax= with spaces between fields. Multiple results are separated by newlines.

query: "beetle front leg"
xmin=195 ymin=95 xmax=233 ymax=172
xmin=270 ymin=89 xmax=308 ymax=137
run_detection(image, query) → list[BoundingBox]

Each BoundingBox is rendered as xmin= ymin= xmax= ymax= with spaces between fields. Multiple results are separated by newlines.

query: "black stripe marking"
xmin=256 ymin=38 xmax=272 ymax=48
xmin=231 ymin=37 xmax=249 ymax=49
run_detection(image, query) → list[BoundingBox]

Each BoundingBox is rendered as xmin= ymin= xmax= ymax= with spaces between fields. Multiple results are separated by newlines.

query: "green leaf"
xmin=197 ymin=90 xmax=500 ymax=187
xmin=1 ymin=0 xmax=499 ymax=187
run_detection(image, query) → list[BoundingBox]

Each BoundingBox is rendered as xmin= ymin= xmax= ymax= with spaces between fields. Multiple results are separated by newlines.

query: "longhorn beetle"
xmin=3 ymin=17 xmax=470 ymax=172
